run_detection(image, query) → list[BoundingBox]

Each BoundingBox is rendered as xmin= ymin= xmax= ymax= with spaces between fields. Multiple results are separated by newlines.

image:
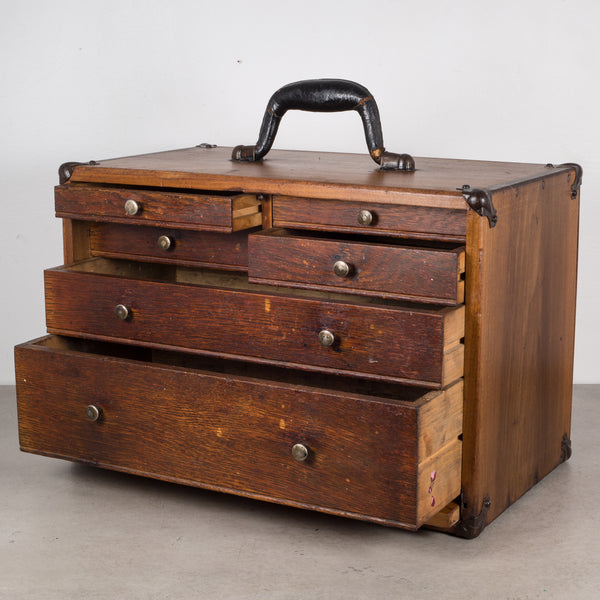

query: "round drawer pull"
xmin=357 ymin=209 xmax=374 ymax=226
xmin=124 ymin=199 xmax=140 ymax=215
xmin=318 ymin=329 xmax=335 ymax=347
xmin=85 ymin=405 xmax=102 ymax=422
xmin=157 ymin=235 xmax=173 ymax=251
xmin=114 ymin=304 xmax=129 ymax=320
xmin=291 ymin=443 xmax=309 ymax=462
xmin=333 ymin=260 xmax=352 ymax=278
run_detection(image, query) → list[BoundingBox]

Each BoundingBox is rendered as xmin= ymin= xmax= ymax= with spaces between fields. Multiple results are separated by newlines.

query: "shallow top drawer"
xmin=272 ymin=196 xmax=467 ymax=242
xmin=55 ymin=184 xmax=262 ymax=232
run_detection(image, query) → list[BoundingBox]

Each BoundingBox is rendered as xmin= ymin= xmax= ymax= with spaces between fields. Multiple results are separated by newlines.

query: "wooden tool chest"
xmin=14 ymin=81 xmax=581 ymax=537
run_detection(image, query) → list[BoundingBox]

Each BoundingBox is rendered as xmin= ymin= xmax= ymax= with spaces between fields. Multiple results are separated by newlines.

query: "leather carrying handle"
xmin=231 ymin=79 xmax=415 ymax=171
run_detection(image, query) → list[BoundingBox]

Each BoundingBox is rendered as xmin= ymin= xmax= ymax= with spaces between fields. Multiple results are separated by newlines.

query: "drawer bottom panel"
xmin=15 ymin=336 xmax=463 ymax=530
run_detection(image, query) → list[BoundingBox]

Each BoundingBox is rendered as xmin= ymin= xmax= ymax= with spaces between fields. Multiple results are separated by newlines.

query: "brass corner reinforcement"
xmin=545 ymin=163 xmax=583 ymax=199
xmin=459 ymin=186 xmax=497 ymax=228
xmin=452 ymin=496 xmax=491 ymax=539
xmin=58 ymin=161 xmax=99 ymax=185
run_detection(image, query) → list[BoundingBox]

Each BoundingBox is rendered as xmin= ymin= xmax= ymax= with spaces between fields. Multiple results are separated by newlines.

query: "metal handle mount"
xmin=232 ymin=79 xmax=415 ymax=171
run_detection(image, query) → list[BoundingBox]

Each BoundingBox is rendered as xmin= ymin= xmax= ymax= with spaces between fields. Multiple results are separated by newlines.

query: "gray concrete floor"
xmin=1 ymin=385 xmax=599 ymax=599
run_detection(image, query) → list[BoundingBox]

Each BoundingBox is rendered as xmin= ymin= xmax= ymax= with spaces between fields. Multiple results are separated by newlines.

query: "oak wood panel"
xmin=248 ymin=229 xmax=465 ymax=304
xmin=55 ymin=184 xmax=261 ymax=232
xmin=67 ymin=146 xmax=567 ymax=207
xmin=90 ymin=222 xmax=251 ymax=271
xmin=44 ymin=259 xmax=463 ymax=387
xmin=273 ymin=196 xmax=466 ymax=241
xmin=15 ymin=336 xmax=463 ymax=529
xmin=462 ymin=170 xmax=579 ymax=527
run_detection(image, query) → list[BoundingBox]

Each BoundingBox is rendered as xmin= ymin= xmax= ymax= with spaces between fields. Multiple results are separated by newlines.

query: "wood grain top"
xmin=68 ymin=146 xmax=571 ymax=208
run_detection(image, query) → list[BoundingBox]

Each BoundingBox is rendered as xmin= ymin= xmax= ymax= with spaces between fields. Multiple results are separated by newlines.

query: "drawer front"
xmin=248 ymin=229 xmax=465 ymax=305
xmin=90 ymin=223 xmax=251 ymax=271
xmin=15 ymin=336 xmax=463 ymax=529
xmin=55 ymin=185 xmax=261 ymax=232
xmin=272 ymin=196 xmax=467 ymax=241
xmin=44 ymin=260 xmax=464 ymax=387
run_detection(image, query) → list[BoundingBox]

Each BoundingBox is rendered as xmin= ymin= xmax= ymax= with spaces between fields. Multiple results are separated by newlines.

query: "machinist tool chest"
xmin=14 ymin=80 xmax=581 ymax=537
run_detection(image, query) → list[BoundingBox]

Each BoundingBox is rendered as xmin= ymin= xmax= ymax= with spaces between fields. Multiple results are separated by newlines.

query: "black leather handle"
xmin=231 ymin=79 xmax=415 ymax=171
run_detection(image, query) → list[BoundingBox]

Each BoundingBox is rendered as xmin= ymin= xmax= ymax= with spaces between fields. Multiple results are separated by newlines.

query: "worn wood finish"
xmin=462 ymin=172 xmax=579 ymax=527
xmin=44 ymin=258 xmax=464 ymax=387
xmin=15 ymin=336 xmax=463 ymax=530
xmin=15 ymin=140 xmax=581 ymax=536
xmin=67 ymin=146 xmax=567 ymax=207
xmin=62 ymin=219 xmax=91 ymax=263
xmin=90 ymin=222 xmax=251 ymax=270
xmin=55 ymin=184 xmax=261 ymax=232
xmin=248 ymin=229 xmax=465 ymax=304
xmin=273 ymin=196 xmax=466 ymax=241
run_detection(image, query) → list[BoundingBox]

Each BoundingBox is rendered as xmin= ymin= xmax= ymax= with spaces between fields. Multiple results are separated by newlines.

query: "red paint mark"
xmin=430 ymin=470 xmax=437 ymax=482
xmin=431 ymin=497 xmax=435 ymax=507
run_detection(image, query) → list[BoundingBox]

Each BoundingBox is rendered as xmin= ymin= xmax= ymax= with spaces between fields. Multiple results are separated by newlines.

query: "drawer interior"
xmin=34 ymin=334 xmax=432 ymax=403
xmin=62 ymin=257 xmax=454 ymax=309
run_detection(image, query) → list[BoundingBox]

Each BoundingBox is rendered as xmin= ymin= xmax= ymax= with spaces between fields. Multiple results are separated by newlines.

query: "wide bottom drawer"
xmin=15 ymin=335 xmax=463 ymax=530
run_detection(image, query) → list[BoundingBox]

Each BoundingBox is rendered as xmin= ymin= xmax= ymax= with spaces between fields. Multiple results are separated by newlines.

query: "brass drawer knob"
xmin=333 ymin=260 xmax=352 ymax=278
xmin=291 ymin=443 xmax=309 ymax=462
xmin=124 ymin=199 xmax=140 ymax=215
xmin=357 ymin=209 xmax=374 ymax=226
xmin=114 ymin=304 xmax=129 ymax=320
xmin=318 ymin=329 xmax=335 ymax=347
xmin=85 ymin=405 xmax=102 ymax=422
xmin=157 ymin=235 xmax=173 ymax=251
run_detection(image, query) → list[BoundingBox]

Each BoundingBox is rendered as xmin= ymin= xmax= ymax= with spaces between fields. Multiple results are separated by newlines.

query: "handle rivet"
xmin=333 ymin=260 xmax=351 ymax=278
xmin=157 ymin=235 xmax=172 ymax=251
xmin=85 ymin=405 xmax=101 ymax=422
xmin=124 ymin=199 xmax=140 ymax=215
xmin=318 ymin=330 xmax=335 ymax=347
xmin=292 ymin=443 xmax=309 ymax=462
xmin=357 ymin=209 xmax=373 ymax=226
xmin=115 ymin=304 xmax=129 ymax=320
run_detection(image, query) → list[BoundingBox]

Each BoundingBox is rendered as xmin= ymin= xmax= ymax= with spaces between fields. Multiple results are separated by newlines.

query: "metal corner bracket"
xmin=58 ymin=161 xmax=99 ymax=185
xmin=452 ymin=496 xmax=491 ymax=539
xmin=545 ymin=163 xmax=583 ymax=199
xmin=459 ymin=185 xmax=497 ymax=228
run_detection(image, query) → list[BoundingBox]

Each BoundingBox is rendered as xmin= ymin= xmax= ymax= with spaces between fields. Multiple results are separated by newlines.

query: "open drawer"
xmin=55 ymin=184 xmax=262 ymax=232
xmin=44 ymin=258 xmax=465 ymax=388
xmin=248 ymin=228 xmax=465 ymax=305
xmin=15 ymin=335 xmax=463 ymax=530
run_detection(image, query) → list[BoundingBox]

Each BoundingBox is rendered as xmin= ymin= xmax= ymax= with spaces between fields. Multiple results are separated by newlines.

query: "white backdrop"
xmin=1 ymin=0 xmax=598 ymax=384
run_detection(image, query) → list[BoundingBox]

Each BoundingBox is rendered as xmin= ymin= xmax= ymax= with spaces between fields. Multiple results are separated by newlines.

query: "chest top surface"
xmin=66 ymin=146 xmax=569 ymax=209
